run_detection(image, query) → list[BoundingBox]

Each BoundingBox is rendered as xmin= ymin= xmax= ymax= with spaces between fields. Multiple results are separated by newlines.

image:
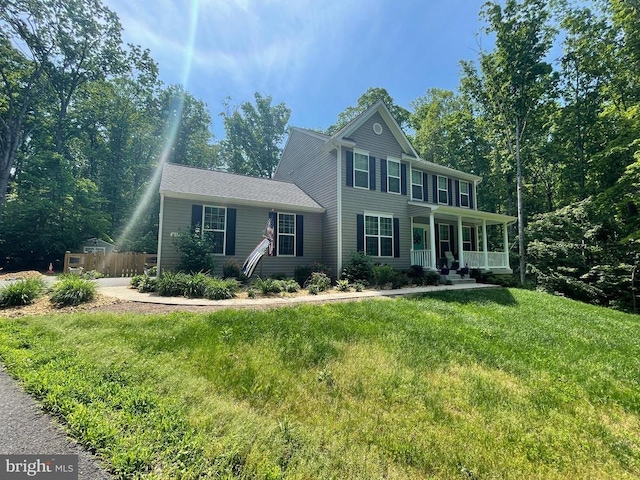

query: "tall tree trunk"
xmin=515 ymin=119 xmax=526 ymax=284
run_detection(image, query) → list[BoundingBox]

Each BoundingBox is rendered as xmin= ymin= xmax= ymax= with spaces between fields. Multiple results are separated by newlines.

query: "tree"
xmin=220 ymin=93 xmax=290 ymax=178
xmin=0 ymin=0 xmax=126 ymax=206
xmin=326 ymin=87 xmax=410 ymax=135
xmin=462 ymin=0 xmax=557 ymax=283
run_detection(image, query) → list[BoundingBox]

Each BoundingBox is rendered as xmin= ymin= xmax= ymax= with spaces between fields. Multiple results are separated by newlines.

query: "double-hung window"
xmin=460 ymin=180 xmax=470 ymax=208
xmin=387 ymin=158 xmax=401 ymax=194
xmin=462 ymin=226 xmax=472 ymax=251
xmin=278 ymin=213 xmax=296 ymax=256
xmin=437 ymin=176 xmax=449 ymax=204
xmin=365 ymin=214 xmax=393 ymax=257
xmin=203 ymin=206 xmax=226 ymax=254
xmin=411 ymin=169 xmax=423 ymax=200
xmin=354 ymin=150 xmax=369 ymax=189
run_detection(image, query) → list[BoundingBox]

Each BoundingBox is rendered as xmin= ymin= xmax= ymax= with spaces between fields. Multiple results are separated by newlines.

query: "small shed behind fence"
xmin=80 ymin=237 xmax=117 ymax=255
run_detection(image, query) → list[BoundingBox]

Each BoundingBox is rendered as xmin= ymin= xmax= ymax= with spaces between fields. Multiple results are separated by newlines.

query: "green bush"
xmin=335 ymin=279 xmax=350 ymax=292
xmin=172 ymin=226 xmax=217 ymax=274
xmin=49 ymin=275 xmax=97 ymax=306
xmin=0 ymin=277 xmax=46 ymax=307
xmin=184 ymin=272 xmax=211 ymax=298
xmin=156 ymin=271 xmax=191 ymax=297
xmin=203 ymin=277 xmax=240 ymax=300
xmin=137 ymin=275 xmax=157 ymax=293
xmin=306 ymin=272 xmax=331 ymax=293
xmin=130 ymin=274 xmax=144 ymax=289
xmin=222 ymin=259 xmax=241 ymax=279
xmin=341 ymin=252 xmax=374 ymax=284
xmin=424 ymin=270 xmax=441 ymax=286
xmin=409 ymin=265 xmax=426 ymax=285
xmin=373 ymin=264 xmax=395 ymax=287
xmin=253 ymin=277 xmax=299 ymax=295
xmin=353 ymin=281 xmax=365 ymax=292
xmin=294 ymin=262 xmax=331 ymax=287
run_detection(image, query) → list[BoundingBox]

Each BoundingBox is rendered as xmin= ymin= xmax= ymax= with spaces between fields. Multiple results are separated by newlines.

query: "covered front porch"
xmin=408 ymin=203 xmax=516 ymax=273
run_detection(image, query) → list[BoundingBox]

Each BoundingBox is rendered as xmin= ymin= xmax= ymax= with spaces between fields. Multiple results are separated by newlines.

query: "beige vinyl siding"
xmin=274 ymin=129 xmax=339 ymax=272
xmin=160 ymin=197 xmax=323 ymax=276
xmin=341 ymin=113 xmax=412 ymax=270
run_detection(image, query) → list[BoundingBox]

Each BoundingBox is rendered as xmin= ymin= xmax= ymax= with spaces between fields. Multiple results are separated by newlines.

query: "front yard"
xmin=1 ymin=288 xmax=639 ymax=479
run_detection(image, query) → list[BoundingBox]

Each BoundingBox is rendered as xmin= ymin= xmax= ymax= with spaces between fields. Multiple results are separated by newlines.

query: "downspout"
xmin=156 ymin=192 xmax=165 ymax=274
xmin=336 ymin=145 xmax=343 ymax=275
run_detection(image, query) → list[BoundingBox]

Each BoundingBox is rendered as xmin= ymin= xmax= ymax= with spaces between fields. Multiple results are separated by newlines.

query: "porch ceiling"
xmin=407 ymin=201 xmax=516 ymax=226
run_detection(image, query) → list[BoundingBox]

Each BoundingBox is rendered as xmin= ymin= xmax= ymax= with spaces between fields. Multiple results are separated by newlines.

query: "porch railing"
xmin=411 ymin=249 xmax=509 ymax=270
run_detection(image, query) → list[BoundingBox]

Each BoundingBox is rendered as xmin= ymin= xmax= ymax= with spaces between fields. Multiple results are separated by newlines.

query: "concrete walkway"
xmin=96 ymin=280 xmax=498 ymax=307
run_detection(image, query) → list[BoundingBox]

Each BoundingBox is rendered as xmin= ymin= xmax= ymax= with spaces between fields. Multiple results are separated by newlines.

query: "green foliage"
xmin=155 ymin=271 xmax=238 ymax=299
xmin=203 ymin=277 xmax=240 ymax=300
xmin=372 ymin=264 xmax=395 ymax=287
xmin=352 ymin=282 xmax=365 ymax=292
xmin=172 ymin=227 xmax=217 ymax=274
xmin=136 ymin=275 xmax=157 ymax=293
xmin=335 ymin=279 xmax=350 ymax=292
xmin=156 ymin=271 xmax=191 ymax=297
xmin=49 ymin=275 xmax=97 ymax=306
xmin=0 ymin=278 xmax=46 ymax=307
xmin=341 ymin=252 xmax=374 ymax=284
xmin=222 ymin=259 xmax=241 ymax=279
xmin=294 ymin=262 xmax=331 ymax=287
xmin=253 ymin=277 xmax=299 ymax=295
xmin=306 ymin=272 xmax=331 ymax=294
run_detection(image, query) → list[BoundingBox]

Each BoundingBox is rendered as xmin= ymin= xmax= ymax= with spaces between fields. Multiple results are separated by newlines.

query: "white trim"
xmin=459 ymin=180 xmax=470 ymax=208
xmin=364 ymin=213 xmax=394 ymax=258
xmin=411 ymin=168 xmax=424 ymax=201
xmin=202 ymin=205 xmax=227 ymax=255
xmin=353 ymin=148 xmax=370 ymax=190
xmin=462 ymin=225 xmax=473 ymax=251
xmin=277 ymin=212 xmax=297 ymax=256
xmin=159 ymin=191 xmax=325 ymax=213
xmin=437 ymin=175 xmax=449 ymax=204
xmin=337 ymin=145 xmax=343 ymax=274
xmin=157 ymin=193 xmax=165 ymax=272
xmin=386 ymin=157 xmax=401 ymax=194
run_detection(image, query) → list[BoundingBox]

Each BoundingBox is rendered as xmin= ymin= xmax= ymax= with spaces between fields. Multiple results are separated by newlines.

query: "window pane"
xmin=388 ymin=161 xmax=400 ymax=177
xmin=412 ymin=169 xmax=422 ymax=184
xmin=412 ymin=185 xmax=423 ymax=200
xmin=380 ymin=238 xmax=393 ymax=257
xmin=388 ymin=177 xmax=400 ymax=193
xmin=355 ymin=153 xmax=368 ymax=170
xmin=463 ymin=228 xmax=471 ymax=242
xmin=460 ymin=181 xmax=469 ymax=194
xmin=438 ymin=176 xmax=448 ymax=189
xmin=365 ymin=216 xmax=378 ymax=235
xmin=438 ymin=189 xmax=448 ymax=203
xmin=204 ymin=207 xmax=225 ymax=231
xmin=380 ymin=217 xmax=393 ymax=237
xmin=461 ymin=195 xmax=470 ymax=207
xmin=366 ymin=237 xmax=378 ymax=256
xmin=355 ymin=170 xmax=369 ymax=188
xmin=279 ymin=214 xmax=295 ymax=234
xmin=212 ymin=231 xmax=225 ymax=254
xmin=279 ymin=235 xmax=295 ymax=255
xmin=439 ymin=225 xmax=450 ymax=240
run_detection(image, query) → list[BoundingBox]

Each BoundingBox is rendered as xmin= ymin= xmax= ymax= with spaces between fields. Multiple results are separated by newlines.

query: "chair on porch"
xmin=444 ymin=251 xmax=459 ymax=270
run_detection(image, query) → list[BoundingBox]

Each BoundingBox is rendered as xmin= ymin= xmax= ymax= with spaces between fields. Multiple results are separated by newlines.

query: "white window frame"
xmin=277 ymin=212 xmax=296 ymax=256
xmin=460 ymin=180 xmax=470 ymax=208
xmin=83 ymin=246 xmax=106 ymax=254
xmin=387 ymin=158 xmax=401 ymax=194
xmin=202 ymin=205 xmax=226 ymax=255
xmin=353 ymin=149 xmax=370 ymax=189
xmin=439 ymin=223 xmax=450 ymax=257
xmin=462 ymin=225 xmax=472 ymax=251
xmin=411 ymin=169 xmax=423 ymax=201
xmin=437 ymin=175 xmax=449 ymax=204
xmin=364 ymin=212 xmax=394 ymax=258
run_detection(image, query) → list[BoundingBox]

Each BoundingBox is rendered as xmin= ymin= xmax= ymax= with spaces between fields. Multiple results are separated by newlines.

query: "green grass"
xmin=1 ymin=288 xmax=639 ymax=479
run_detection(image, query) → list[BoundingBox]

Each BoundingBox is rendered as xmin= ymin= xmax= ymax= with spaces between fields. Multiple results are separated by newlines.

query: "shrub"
xmin=294 ymin=262 xmax=331 ymax=287
xmin=222 ymin=259 xmax=241 ymax=279
xmin=203 ymin=277 xmax=240 ymax=300
xmin=424 ymin=270 xmax=441 ymax=286
xmin=130 ymin=274 xmax=144 ymax=289
xmin=373 ymin=264 xmax=396 ymax=287
xmin=172 ymin=227 xmax=217 ymax=273
xmin=253 ymin=277 xmax=299 ymax=295
xmin=0 ymin=277 xmax=46 ymax=307
xmin=184 ymin=272 xmax=211 ymax=298
xmin=341 ymin=252 xmax=374 ymax=284
xmin=353 ymin=281 xmax=365 ymax=292
xmin=156 ymin=271 xmax=191 ymax=297
xmin=50 ymin=275 xmax=97 ymax=306
xmin=145 ymin=266 xmax=158 ymax=276
xmin=335 ymin=279 xmax=350 ymax=292
xmin=137 ymin=275 xmax=157 ymax=293
xmin=306 ymin=272 xmax=331 ymax=293
xmin=409 ymin=265 xmax=426 ymax=285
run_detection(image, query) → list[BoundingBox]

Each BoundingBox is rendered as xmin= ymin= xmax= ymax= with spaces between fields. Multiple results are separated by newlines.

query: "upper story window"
xmin=354 ymin=150 xmax=369 ymax=189
xmin=411 ymin=169 xmax=423 ymax=200
xmin=460 ymin=180 xmax=470 ymax=208
xmin=203 ymin=206 xmax=226 ymax=254
xmin=437 ymin=176 xmax=448 ymax=204
xmin=278 ymin=212 xmax=296 ymax=256
xmin=387 ymin=158 xmax=401 ymax=194
xmin=365 ymin=214 xmax=393 ymax=257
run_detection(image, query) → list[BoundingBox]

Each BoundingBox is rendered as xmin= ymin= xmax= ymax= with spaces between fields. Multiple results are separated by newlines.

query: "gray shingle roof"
xmin=160 ymin=163 xmax=324 ymax=212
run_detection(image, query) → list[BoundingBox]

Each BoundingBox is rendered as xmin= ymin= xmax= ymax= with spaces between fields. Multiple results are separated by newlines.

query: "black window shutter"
xmin=455 ymin=180 xmax=460 ymax=207
xmin=380 ymin=159 xmax=387 ymax=192
xmin=296 ymin=215 xmax=304 ymax=257
xmin=357 ymin=214 xmax=364 ymax=252
xmin=448 ymin=178 xmax=453 ymax=206
xmin=401 ymin=164 xmax=407 ymax=196
xmin=435 ymin=223 xmax=440 ymax=258
xmin=471 ymin=227 xmax=477 ymax=252
xmin=469 ymin=183 xmax=474 ymax=209
xmin=423 ymin=172 xmax=429 ymax=202
xmin=225 ymin=208 xmax=236 ymax=255
xmin=432 ymin=175 xmax=437 ymax=203
xmin=346 ymin=150 xmax=353 ymax=187
xmin=191 ymin=205 xmax=203 ymax=231
xmin=393 ymin=218 xmax=400 ymax=258
xmin=369 ymin=156 xmax=376 ymax=190
xmin=269 ymin=211 xmax=278 ymax=256
xmin=449 ymin=225 xmax=456 ymax=258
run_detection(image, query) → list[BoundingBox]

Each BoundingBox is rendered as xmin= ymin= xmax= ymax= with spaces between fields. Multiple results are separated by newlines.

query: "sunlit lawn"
xmin=1 ymin=288 xmax=639 ymax=479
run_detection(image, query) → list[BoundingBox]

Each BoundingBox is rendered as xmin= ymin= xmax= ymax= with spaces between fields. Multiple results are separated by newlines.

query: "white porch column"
xmin=457 ymin=216 xmax=464 ymax=267
xmin=429 ymin=213 xmax=436 ymax=269
xmin=503 ymin=222 xmax=509 ymax=268
xmin=482 ymin=219 xmax=488 ymax=269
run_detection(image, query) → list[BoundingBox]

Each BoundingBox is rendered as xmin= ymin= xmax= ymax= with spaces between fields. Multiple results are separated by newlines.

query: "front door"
xmin=412 ymin=227 xmax=425 ymax=250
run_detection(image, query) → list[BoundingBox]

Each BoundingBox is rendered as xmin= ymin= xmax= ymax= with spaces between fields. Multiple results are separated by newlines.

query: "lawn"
xmin=0 ymin=288 xmax=639 ymax=479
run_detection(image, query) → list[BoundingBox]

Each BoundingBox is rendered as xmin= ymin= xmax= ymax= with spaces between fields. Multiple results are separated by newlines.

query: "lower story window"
xmin=462 ymin=226 xmax=472 ymax=251
xmin=365 ymin=214 xmax=393 ymax=257
xmin=203 ymin=206 xmax=226 ymax=254
xmin=278 ymin=213 xmax=296 ymax=256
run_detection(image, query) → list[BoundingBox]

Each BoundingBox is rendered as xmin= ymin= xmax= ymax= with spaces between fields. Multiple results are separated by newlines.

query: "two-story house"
xmin=156 ymin=100 xmax=515 ymax=277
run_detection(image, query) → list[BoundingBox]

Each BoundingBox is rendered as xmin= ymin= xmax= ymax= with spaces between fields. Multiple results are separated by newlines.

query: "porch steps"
xmin=440 ymin=273 xmax=476 ymax=286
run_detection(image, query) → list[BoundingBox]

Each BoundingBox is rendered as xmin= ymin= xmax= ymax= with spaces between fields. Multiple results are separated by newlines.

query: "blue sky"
xmin=104 ymin=0 xmax=491 ymax=139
